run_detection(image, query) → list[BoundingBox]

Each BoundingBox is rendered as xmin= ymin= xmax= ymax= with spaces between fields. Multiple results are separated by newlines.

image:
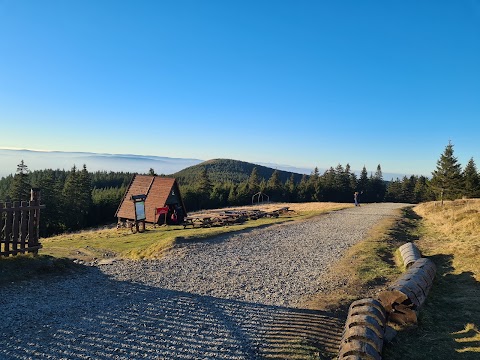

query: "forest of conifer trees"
xmin=0 ymin=143 xmax=478 ymax=237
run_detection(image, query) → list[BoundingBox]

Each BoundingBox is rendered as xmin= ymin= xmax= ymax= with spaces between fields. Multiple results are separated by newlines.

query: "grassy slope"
xmin=383 ymin=199 xmax=480 ymax=359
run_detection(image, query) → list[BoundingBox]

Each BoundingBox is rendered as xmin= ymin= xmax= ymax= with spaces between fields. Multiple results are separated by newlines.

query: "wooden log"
xmin=378 ymin=280 xmax=420 ymax=307
xmin=344 ymin=314 xmax=384 ymax=338
xmin=408 ymin=258 xmax=436 ymax=282
xmin=399 ymin=242 xmax=421 ymax=268
xmin=338 ymin=339 xmax=382 ymax=360
xmin=341 ymin=326 xmax=384 ymax=353
xmin=388 ymin=304 xmax=418 ymax=326
xmin=401 ymin=271 xmax=431 ymax=291
xmin=348 ymin=305 xmax=386 ymax=329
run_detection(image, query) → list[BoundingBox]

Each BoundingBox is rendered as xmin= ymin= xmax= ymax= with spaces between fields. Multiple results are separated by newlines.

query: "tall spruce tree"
xmin=463 ymin=158 xmax=480 ymax=198
xmin=431 ymin=142 xmax=463 ymax=204
xmin=78 ymin=164 xmax=92 ymax=227
xmin=309 ymin=167 xmax=322 ymax=201
xmin=284 ymin=173 xmax=297 ymax=202
xmin=196 ymin=167 xmax=212 ymax=209
xmin=62 ymin=165 xmax=82 ymax=230
xmin=9 ymin=160 xmax=31 ymax=201
xmin=266 ymin=169 xmax=283 ymax=200
xmin=358 ymin=165 xmax=369 ymax=194
xmin=248 ymin=167 xmax=261 ymax=193
xmin=370 ymin=164 xmax=386 ymax=202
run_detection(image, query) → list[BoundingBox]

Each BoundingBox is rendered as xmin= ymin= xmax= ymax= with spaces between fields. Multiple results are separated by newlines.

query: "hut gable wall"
xmin=115 ymin=175 xmax=153 ymax=221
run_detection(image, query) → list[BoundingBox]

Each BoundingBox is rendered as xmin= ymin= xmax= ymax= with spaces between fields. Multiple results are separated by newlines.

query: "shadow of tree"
xmin=0 ymin=266 xmax=343 ymax=360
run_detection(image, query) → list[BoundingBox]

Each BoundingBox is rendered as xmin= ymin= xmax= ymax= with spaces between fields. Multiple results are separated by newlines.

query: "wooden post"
xmin=30 ymin=189 xmax=41 ymax=254
xmin=12 ymin=201 xmax=20 ymax=255
xmin=0 ymin=203 xmax=4 ymax=256
xmin=4 ymin=202 xmax=12 ymax=255
xmin=28 ymin=199 xmax=36 ymax=254
xmin=20 ymin=201 xmax=28 ymax=254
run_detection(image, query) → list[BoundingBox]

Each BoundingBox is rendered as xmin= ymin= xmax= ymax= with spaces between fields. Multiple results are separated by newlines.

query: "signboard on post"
xmin=135 ymin=201 xmax=146 ymax=221
xmin=131 ymin=194 xmax=147 ymax=233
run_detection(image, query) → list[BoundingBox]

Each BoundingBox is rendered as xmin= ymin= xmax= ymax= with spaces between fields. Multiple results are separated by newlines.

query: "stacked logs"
xmin=338 ymin=242 xmax=436 ymax=360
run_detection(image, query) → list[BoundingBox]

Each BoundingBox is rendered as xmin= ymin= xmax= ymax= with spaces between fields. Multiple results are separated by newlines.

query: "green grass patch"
xmin=40 ymin=211 xmax=331 ymax=262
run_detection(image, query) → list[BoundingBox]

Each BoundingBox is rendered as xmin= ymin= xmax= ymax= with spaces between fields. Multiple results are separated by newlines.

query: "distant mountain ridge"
xmin=173 ymin=159 xmax=305 ymax=185
xmin=0 ymin=148 xmax=410 ymax=181
xmin=0 ymin=148 xmax=312 ymax=179
xmin=0 ymin=148 xmax=204 ymax=178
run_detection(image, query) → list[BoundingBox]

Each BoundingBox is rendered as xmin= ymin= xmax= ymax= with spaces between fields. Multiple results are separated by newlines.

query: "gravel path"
xmin=0 ymin=203 xmax=409 ymax=360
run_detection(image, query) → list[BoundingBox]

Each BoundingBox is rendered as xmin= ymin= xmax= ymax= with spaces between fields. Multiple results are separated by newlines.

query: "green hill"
xmin=172 ymin=159 xmax=305 ymax=186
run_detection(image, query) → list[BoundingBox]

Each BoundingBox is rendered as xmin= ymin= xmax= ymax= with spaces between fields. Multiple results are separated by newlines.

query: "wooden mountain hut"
xmin=115 ymin=175 xmax=187 ymax=225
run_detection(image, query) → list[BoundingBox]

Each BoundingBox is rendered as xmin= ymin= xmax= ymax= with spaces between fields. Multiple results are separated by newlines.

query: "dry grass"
xmin=414 ymin=199 xmax=480 ymax=281
xmin=383 ymin=199 xmax=480 ymax=359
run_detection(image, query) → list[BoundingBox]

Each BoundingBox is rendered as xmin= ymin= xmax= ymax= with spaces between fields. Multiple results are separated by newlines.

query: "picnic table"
xmin=183 ymin=215 xmax=215 ymax=228
xmin=182 ymin=206 xmax=292 ymax=229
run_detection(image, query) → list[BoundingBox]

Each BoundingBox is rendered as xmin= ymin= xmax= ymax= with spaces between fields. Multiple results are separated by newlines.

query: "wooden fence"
xmin=0 ymin=190 xmax=45 ymax=257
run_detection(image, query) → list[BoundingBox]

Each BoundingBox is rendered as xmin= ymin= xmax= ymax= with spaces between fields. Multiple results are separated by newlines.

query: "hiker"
xmin=354 ymin=191 xmax=360 ymax=206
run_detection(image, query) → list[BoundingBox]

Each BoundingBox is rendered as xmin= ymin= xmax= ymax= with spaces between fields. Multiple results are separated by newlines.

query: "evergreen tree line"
xmin=179 ymin=163 xmax=436 ymax=211
xmin=0 ymin=162 xmax=133 ymax=237
xmin=1 ymin=143 xmax=478 ymax=236
xmin=179 ymin=143 xmax=480 ymax=211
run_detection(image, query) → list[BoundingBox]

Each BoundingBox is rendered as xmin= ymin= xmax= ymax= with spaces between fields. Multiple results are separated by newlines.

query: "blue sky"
xmin=1 ymin=1 xmax=479 ymax=176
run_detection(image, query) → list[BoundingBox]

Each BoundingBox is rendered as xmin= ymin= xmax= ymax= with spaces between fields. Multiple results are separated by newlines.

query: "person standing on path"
xmin=354 ymin=191 xmax=360 ymax=206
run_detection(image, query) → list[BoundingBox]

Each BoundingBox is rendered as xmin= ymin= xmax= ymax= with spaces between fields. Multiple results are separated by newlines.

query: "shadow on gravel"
xmin=1 ymin=267 xmax=343 ymax=360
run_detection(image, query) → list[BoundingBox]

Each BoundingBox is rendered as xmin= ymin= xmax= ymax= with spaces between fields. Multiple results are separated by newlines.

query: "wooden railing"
xmin=0 ymin=189 xmax=45 ymax=257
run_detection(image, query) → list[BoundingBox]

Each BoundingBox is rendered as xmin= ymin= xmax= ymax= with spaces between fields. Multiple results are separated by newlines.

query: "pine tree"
xmin=431 ymin=142 xmax=463 ymax=204
xmin=196 ymin=167 xmax=212 ymax=209
xmin=401 ymin=176 xmax=416 ymax=203
xmin=78 ymin=164 xmax=92 ymax=227
xmin=248 ymin=167 xmax=261 ymax=194
xmin=284 ymin=173 xmax=297 ymax=201
xmin=62 ymin=165 xmax=83 ymax=230
xmin=309 ymin=167 xmax=323 ymax=201
xmin=413 ymin=176 xmax=434 ymax=203
xmin=385 ymin=178 xmax=402 ymax=202
xmin=370 ymin=164 xmax=386 ymax=202
xmin=9 ymin=160 xmax=31 ymax=201
xmin=358 ymin=166 xmax=369 ymax=192
xmin=266 ymin=170 xmax=283 ymax=200
xmin=297 ymin=174 xmax=309 ymax=202
xmin=463 ymin=158 xmax=480 ymax=198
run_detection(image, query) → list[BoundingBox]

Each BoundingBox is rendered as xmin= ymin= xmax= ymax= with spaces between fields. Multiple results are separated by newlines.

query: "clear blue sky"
xmin=1 ymin=0 xmax=479 ymax=176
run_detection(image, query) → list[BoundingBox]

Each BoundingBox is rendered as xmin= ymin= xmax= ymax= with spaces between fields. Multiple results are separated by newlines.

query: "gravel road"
xmin=1 ymin=203 xmax=409 ymax=360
